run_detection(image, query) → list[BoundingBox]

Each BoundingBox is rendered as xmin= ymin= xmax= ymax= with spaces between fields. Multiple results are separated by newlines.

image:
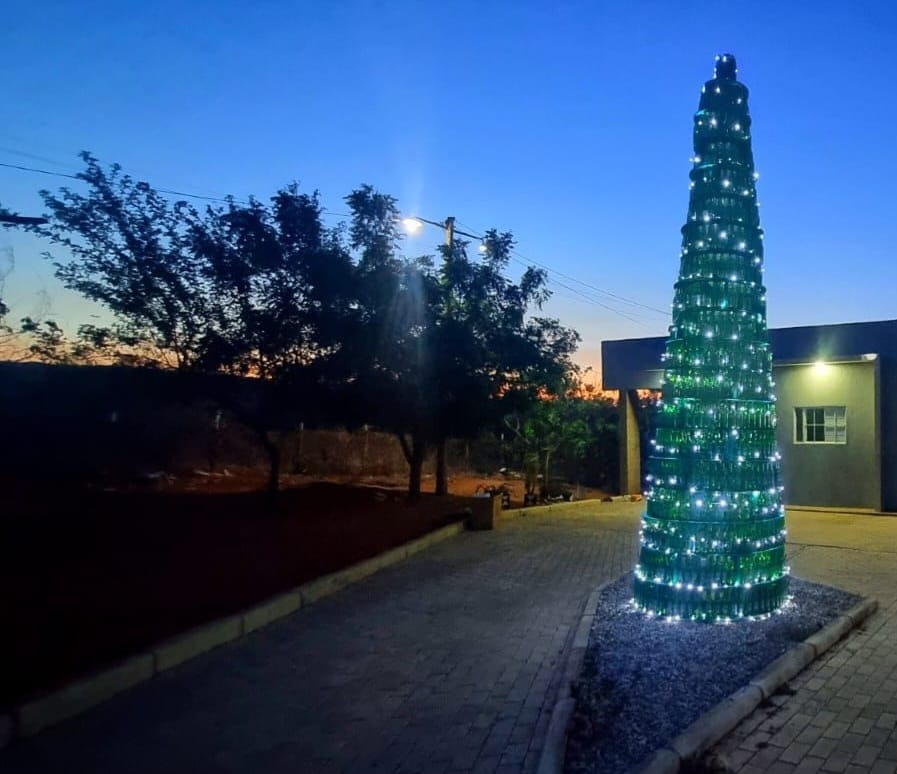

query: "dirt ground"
xmin=170 ymin=468 xmax=609 ymax=506
xmin=0 ymin=469 xmax=606 ymax=709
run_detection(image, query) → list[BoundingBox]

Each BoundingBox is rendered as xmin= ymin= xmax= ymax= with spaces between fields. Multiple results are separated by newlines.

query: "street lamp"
xmin=401 ymin=215 xmax=484 ymax=251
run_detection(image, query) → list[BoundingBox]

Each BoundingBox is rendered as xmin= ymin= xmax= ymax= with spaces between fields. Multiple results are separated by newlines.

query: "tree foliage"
xmin=505 ymin=393 xmax=618 ymax=500
xmin=343 ymin=187 xmax=579 ymax=497
xmin=31 ymin=155 xmax=357 ymax=493
xmin=33 ymin=153 xmax=211 ymax=369
xmin=21 ymin=156 xmax=582 ymax=499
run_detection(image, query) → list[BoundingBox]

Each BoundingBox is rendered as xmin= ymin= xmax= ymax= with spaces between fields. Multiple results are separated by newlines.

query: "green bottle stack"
xmin=633 ymin=54 xmax=788 ymax=621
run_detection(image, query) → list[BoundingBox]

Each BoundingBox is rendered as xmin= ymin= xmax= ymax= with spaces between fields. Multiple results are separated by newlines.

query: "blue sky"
xmin=2 ymin=0 xmax=896 ymax=375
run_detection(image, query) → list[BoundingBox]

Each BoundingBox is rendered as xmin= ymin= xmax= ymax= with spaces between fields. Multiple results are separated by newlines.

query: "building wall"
xmin=774 ymin=360 xmax=880 ymax=510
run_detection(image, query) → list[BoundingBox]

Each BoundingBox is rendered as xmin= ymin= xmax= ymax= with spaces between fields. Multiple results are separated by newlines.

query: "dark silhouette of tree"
xmin=25 ymin=158 xmax=580 ymax=501
xmin=341 ymin=186 xmax=435 ymax=496
xmin=428 ymin=230 xmax=579 ymax=494
xmin=344 ymin=186 xmax=579 ymax=498
xmin=0 ymin=208 xmax=19 ymax=353
xmin=30 ymin=154 xmax=356 ymax=494
xmin=31 ymin=153 xmax=212 ymax=369
xmin=186 ymin=185 xmax=357 ymax=493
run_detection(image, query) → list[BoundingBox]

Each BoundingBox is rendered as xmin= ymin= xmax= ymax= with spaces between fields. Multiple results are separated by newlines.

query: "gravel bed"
xmin=564 ymin=573 xmax=861 ymax=774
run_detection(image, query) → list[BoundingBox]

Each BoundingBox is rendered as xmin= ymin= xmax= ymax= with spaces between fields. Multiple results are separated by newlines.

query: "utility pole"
xmin=401 ymin=213 xmax=483 ymax=496
xmin=443 ymin=216 xmax=455 ymax=249
xmin=402 ymin=214 xmax=480 ymax=252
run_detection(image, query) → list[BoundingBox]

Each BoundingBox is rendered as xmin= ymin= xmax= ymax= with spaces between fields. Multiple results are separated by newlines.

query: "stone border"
xmin=535 ymin=584 xmax=877 ymax=774
xmin=787 ymin=505 xmax=894 ymax=517
xmin=536 ymin=576 xmax=621 ymax=774
xmin=1 ymin=520 xmax=466 ymax=746
xmin=504 ymin=498 xmax=608 ymax=521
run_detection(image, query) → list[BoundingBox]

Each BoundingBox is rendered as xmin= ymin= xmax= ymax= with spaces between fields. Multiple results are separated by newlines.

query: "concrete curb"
xmin=503 ymin=498 xmax=608 ymax=521
xmin=536 ymin=575 xmax=622 ymax=774
xmin=634 ymin=596 xmax=879 ymax=774
xmin=3 ymin=520 xmax=466 ymax=746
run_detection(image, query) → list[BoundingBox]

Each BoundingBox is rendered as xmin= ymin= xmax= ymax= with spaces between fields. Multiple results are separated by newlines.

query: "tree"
xmin=0 ymin=209 xmax=21 ymax=357
xmin=344 ymin=187 xmax=579 ymax=498
xmin=504 ymin=393 xmax=617 ymax=502
xmin=187 ymin=185 xmax=357 ymax=492
xmin=30 ymin=154 xmax=357 ymax=494
xmin=0 ymin=254 xmax=9 ymax=343
xmin=634 ymin=54 xmax=786 ymax=621
xmin=341 ymin=186 xmax=436 ymax=497
xmin=31 ymin=153 xmax=213 ymax=369
xmin=427 ymin=231 xmax=579 ymax=495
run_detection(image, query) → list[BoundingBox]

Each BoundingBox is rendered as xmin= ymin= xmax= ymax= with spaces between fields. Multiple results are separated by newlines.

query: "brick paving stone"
xmin=842 ymin=706 xmax=866 ymax=724
xmin=855 ymin=747 xmax=884 ymax=767
xmin=471 ymin=755 xmax=501 ymax=774
xmin=837 ymin=733 xmax=872 ymax=755
xmin=823 ymin=722 xmax=851 ymax=741
xmin=772 ymin=715 xmax=815 ymax=748
xmin=868 ymin=729 xmax=891 ymax=748
xmin=499 ymin=742 xmax=529 ymax=766
xmin=794 ymin=758 xmax=826 ymax=774
xmin=781 ymin=742 xmax=813 ymax=764
xmin=751 ymin=744 xmax=786 ymax=769
xmin=0 ymin=503 xmax=642 ymax=774
xmin=883 ymin=740 xmax=897 ymax=761
xmin=728 ymin=748 xmax=756 ymax=769
xmin=796 ymin=723 xmax=827 ymax=746
xmin=823 ymin=750 xmax=856 ymax=772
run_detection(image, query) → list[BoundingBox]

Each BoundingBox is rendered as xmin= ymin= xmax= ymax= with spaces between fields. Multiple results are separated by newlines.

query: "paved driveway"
xmin=711 ymin=509 xmax=897 ymax=774
xmin=0 ymin=502 xmax=641 ymax=774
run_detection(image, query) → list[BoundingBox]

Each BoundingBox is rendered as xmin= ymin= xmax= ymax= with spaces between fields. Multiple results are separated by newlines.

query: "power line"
xmin=441 ymin=219 xmax=660 ymax=326
xmin=507 ymin=254 xmax=653 ymax=328
xmin=0 ymin=144 xmax=246 ymax=204
xmin=0 ymin=146 xmax=83 ymax=172
xmin=515 ymin=249 xmax=667 ymax=316
xmin=1 ymin=160 xmax=666 ymax=327
xmin=324 ymin=209 xmax=661 ymax=326
xmin=456 ymin=219 xmax=668 ymax=316
xmin=0 ymin=160 xmax=244 ymax=205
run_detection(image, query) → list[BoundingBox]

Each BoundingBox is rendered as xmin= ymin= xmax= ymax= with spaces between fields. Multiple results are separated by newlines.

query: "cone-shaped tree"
xmin=633 ymin=54 xmax=787 ymax=621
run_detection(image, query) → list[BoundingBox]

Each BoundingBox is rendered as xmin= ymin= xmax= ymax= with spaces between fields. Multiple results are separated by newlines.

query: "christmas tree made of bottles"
xmin=633 ymin=54 xmax=788 ymax=621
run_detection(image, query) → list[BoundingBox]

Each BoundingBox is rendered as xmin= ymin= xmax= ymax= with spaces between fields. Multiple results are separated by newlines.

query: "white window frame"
xmin=794 ymin=406 xmax=847 ymax=445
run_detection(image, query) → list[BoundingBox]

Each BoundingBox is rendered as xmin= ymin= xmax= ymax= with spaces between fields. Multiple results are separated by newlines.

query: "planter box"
xmin=467 ymin=494 xmax=502 ymax=530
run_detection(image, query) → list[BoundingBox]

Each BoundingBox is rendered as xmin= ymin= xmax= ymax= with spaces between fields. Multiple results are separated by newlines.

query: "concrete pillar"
xmin=619 ymin=389 xmax=642 ymax=495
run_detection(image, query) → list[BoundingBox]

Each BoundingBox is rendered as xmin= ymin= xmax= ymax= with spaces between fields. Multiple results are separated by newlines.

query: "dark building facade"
xmin=603 ymin=319 xmax=897 ymax=512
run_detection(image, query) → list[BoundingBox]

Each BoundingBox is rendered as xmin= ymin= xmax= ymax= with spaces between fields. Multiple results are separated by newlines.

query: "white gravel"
xmin=564 ymin=574 xmax=861 ymax=774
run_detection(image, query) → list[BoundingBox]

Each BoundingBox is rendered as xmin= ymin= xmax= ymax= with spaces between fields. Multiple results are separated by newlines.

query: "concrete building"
xmin=602 ymin=319 xmax=897 ymax=512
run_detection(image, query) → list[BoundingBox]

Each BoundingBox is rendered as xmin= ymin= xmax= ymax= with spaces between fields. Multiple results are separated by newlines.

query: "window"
xmin=794 ymin=406 xmax=847 ymax=444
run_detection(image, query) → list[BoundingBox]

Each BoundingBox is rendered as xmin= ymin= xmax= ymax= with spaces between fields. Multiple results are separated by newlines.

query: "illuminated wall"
xmin=775 ymin=359 xmax=880 ymax=510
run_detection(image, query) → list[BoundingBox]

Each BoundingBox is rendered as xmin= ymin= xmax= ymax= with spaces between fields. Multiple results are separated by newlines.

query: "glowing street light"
xmin=401 ymin=217 xmax=424 ymax=234
xmin=400 ymin=214 xmax=483 ymax=251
